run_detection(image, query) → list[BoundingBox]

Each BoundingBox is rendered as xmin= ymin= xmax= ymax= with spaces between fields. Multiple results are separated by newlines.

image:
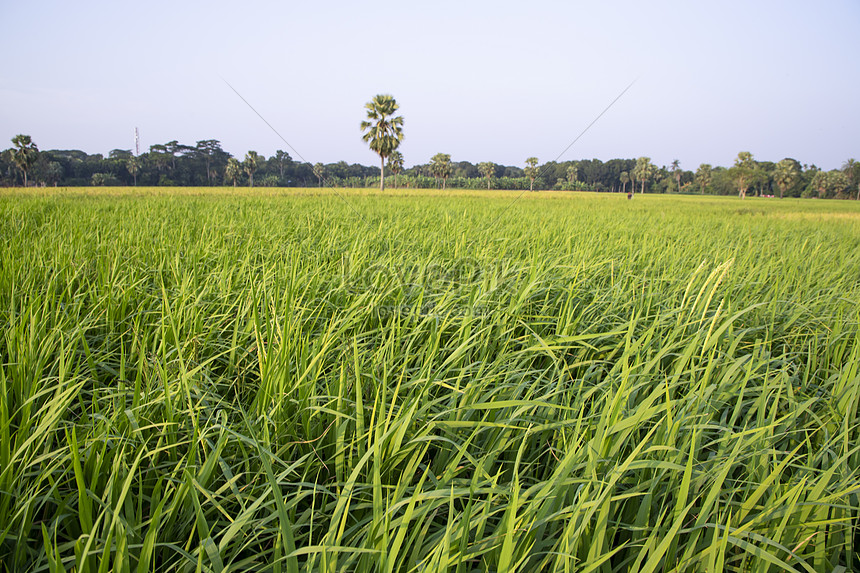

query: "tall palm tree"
xmin=695 ymin=164 xmax=712 ymax=195
xmin=313 ymin=162 xmax=324 ymax=187
xmin=225 ymin=158 xmax=241 ymax=187
xmin=620 ymin=171 xmax=629 ymax=194
xmin=670 ymin=159 xmax=681 ymax=193
xmin=244 ymin=151 xmax=259 ymax=187
xmin=524 ymin=157 xmax=539 ymax=191
xmin=11 ymin=135 xmax=38 ymax=187
xmin=633 ymin=157 xmax=653 ymax=194
xmin=127 ymin=155 xmax=140 ymax=186
xmin=360 ymin=94 xmax=404 ymax=190
xmin=431 ymin=153 xmax=452 ymax=189
xmin=842 ymin=158 xmax=860 ymax=200
xmin=387 ymin=151 xmax=404 ymax=189
xmin=774 ymin=159 xmax=799 ymax=199
xmin=478 ymin=161 xmax=495 ymax=190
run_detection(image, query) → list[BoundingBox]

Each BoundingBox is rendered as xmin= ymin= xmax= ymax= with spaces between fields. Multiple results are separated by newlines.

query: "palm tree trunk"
xmin=24 ymin=171 xmax=28 ymax=188
xmin=380 ymin=157 xmax=385 ymax=191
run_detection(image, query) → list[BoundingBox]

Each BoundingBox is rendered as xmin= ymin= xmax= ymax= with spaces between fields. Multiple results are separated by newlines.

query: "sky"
xmin=1 ymin=0 xmax=858 ymax=170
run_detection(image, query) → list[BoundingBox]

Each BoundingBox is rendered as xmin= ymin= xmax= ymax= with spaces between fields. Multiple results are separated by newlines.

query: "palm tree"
xmin=809 ymin=171 xmax=828 ymax=198
xmin=773 ymin=159 xmax=799 ymax=199
xmin=478 ymin=161 xmax=495 ymax=190
xmin=360 ymin=94 xmax=404 ymax=190
xmin=313 ymin=162 xmax=324 ymax=187
xmin=387 ymin=151 xmax=404 ymax=189
xmin=430 ymin=153 xmax=452 ymax=189
xmin=225 ymin=158 xmax=241 ymax=187
xmin=127 ymin=155 xmax=140 ymax=186
xmin=244 ymin=151 xmax=259 ymax=187
xmin=620 ymin=171 xmax=629 ymax=194
xmin=731 ymin=151 xmax=755 ymax=199
xmin=633 ymin=157 xmax=653 ymax=194
xmin=566 ymin=165 xmax=578 ymax=185
xmin=842 ymin=158 xmax=860 ymax=200
xmin=695 ymin=164 xmax=712 ymax=195
xmin=670 ymin=159 xmax=681 ymax=193
xmin=524 ymin=157 xmax=539 ymax=191
xmin=827 ymin=171 xmax=849 ymax=198
xmin=11 ymin=135 xmax=38 ymax=187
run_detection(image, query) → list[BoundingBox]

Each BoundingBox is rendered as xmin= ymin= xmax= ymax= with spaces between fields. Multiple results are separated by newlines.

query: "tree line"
xmin=3 ymin=134 xmax=858 ymax=200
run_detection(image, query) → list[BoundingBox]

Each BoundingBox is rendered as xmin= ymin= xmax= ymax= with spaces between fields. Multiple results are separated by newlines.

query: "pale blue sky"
xmin=1 ymin=0 xmax=857 ymax=170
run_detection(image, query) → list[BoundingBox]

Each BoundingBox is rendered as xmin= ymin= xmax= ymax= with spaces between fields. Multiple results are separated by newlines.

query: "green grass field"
xmin=1 ymin=187 xmax=859 ymax=572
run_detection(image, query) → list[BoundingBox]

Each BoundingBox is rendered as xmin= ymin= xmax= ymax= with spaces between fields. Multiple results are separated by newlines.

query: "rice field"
xmin=1 ymin=187 xmax=859 ymax=572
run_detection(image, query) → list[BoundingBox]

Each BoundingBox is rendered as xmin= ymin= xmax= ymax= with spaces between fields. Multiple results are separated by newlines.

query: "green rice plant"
xmin=0 ymin=187 xmax=858 ymax=571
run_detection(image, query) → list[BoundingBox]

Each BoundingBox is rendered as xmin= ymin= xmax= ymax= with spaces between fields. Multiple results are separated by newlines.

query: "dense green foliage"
xmin=1 ymin=187 xmax=859 ymax=571
xmin=2 ymin=137 xmax=858 ymax=199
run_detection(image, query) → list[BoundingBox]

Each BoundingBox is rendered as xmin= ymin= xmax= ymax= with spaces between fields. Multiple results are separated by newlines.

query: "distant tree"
xmin=313 ymin=162 xmax=324 ymax=187
xmin=431 ymin=153 xmax=452 ymax=189
xmin=163 ymin=140 xmax=190 ymax=170
xmin=843 ymin=158 xmax=860 ymax=200
xmin=477 ymin=162 xmax=495 ymax=190
xmin=149 ymin=144 xmax=171 ymax=173
xmin=43 ymin=161 xmax=63 ymax=186
xmin=695 ymin=164 xmax=712 ymax=194
xmin=109 ymin=149 xmax=133 ymax=160
xmin=524 ymin=157 xmax=539 ymax=191
xmin=360 ymin=94 xmax=404 ymax=191
xmin=387 ymin=151 xmax=404 ymax=188
xmin=670 ymin=159 xmax=681 ymax=193
xmin=633 ymin=157 xmax=654 ymax=194
xmin=805 ymin=170 xmax=848 ymax=199
xmin=619 ymin=171 xmax=629 ymax=194
xmin=244 ymin=151 xmax=259 ymax=187
xmin=273 ymin=150 xmax=292 ymax=180
xmin=567 ymin=165 xmax=578 ymax=184
xmin=808 ymin=171 xmax=829 ymax=198
xmin=773 ymin=159 xmax=799 ymax=199
xmin=10 ymin=135 xmax=39 ymax=187
xmin=127 ymin=155 xmax=141 ymax=186
xmin=226 ymin=158 xmax=241 ymax=187
xmin=196 ymin=140 xmax=222 ymax=185
xmin=826 ymin=170 xmax=849 ymax=199
xmin=750 ymin=162 xmax=771 ymax=197
xmin=730 ymin=151 xmax=755 ymax=199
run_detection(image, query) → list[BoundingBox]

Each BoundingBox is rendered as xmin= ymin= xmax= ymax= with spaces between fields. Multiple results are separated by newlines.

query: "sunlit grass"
xmin=1 ymin=187 xmax=858 ymax=571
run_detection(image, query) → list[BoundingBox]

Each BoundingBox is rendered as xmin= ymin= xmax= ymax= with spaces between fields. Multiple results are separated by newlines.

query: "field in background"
xmin=1 ymin=187 xmax=859 ymax=571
